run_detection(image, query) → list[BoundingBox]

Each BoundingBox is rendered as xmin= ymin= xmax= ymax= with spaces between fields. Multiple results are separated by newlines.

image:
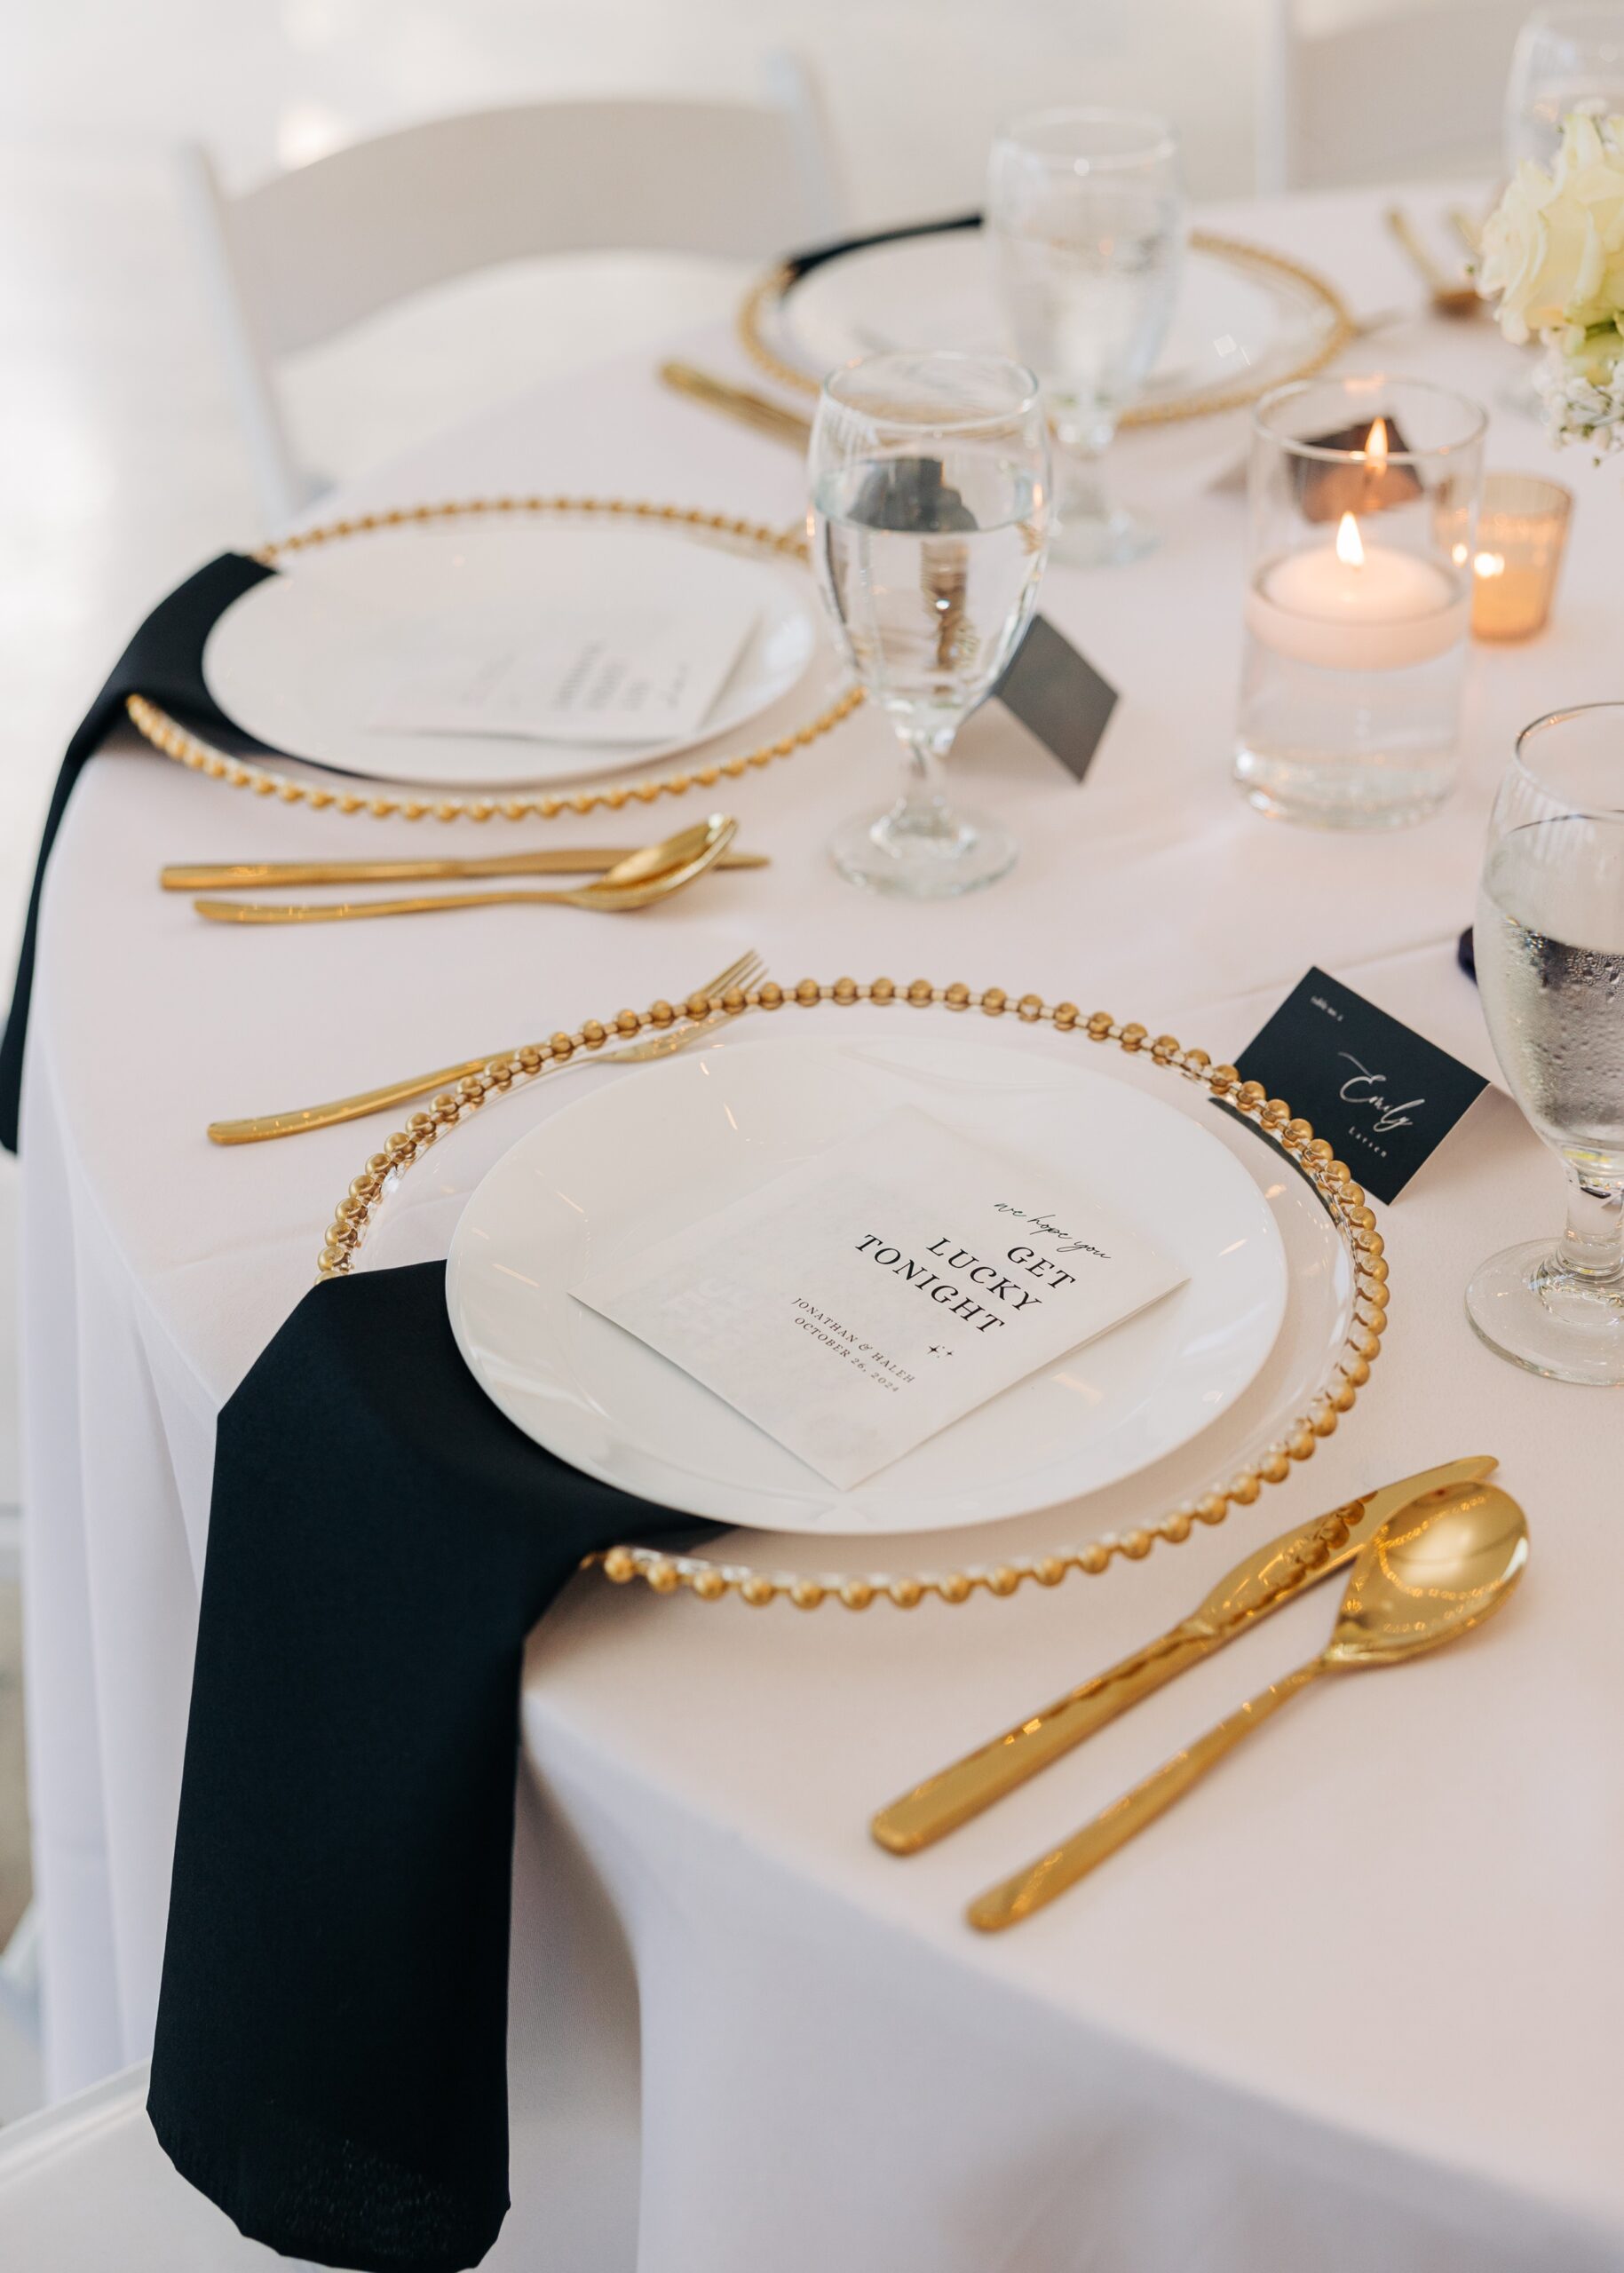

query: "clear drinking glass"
xmin=986 ymin=107 xmax=1184 ymax=568
xmin=809 ymin=350 xmax=1051 ymax=899
xmin=1468 ymin=705 xmax=1624 ymax=1383
xmin=1505 ymin=3 xmax=1624 ymax=167
xmin=1497 ymin=8 xmax=1624 ymax=414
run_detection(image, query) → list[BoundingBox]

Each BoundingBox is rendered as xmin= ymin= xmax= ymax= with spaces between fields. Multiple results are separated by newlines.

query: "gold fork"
xmin=207 ymin=949 xmax=764 ymax=1145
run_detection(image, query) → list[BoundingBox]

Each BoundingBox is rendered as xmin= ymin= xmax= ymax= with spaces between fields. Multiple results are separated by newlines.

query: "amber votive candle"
xmin=1470 ymin=473 xmax=1573 ymax=641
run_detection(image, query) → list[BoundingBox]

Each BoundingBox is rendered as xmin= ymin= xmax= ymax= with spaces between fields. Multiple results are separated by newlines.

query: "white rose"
xmin=1479 ymin=111 xmax=1624 ymax=343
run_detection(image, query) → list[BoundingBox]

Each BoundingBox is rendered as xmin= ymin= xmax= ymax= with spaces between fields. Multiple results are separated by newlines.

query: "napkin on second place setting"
xmin=148 ymin=1260 xmax=717 ymax=2273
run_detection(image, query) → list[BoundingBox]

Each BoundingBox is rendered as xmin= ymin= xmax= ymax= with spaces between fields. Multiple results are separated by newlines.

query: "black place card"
xmin=1228 ymin=967 xmax=1487 ymax=1203
xmin=992 ymin=614 xmax=1119 ymax=783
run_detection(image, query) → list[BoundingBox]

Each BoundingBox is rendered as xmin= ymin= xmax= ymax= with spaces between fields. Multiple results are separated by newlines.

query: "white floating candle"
xmin=1246 ymin=511 xmax=1468 ymax=671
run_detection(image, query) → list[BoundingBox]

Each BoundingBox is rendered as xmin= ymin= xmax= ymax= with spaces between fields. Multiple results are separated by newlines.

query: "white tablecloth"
xmin=18 ymin=186 xmax=1624 ymax=2272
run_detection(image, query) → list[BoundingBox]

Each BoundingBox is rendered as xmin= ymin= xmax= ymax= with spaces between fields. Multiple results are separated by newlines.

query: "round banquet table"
xmin=18 ymin=186 xmax=1624 ymax=2273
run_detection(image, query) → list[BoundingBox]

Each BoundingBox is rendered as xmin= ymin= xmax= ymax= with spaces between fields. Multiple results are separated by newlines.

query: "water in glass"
xmin=1477 ymin=817 xmax=1624 ymax=1175
xmin=808 ymin=350 xmax=1051 ymax=899
xmin=987 ymin=108 xmax=1183 ymax=567
xmin=1467 ymin=704 xmax=1624 ymax=1382
xmin=812 ymin=458 xmax=1045 ymax=749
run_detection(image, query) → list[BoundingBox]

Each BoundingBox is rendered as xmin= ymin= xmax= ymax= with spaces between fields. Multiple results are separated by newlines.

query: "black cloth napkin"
xmin=149 ymin=1261 xmax=717 ymax=2271
xmin=0 ymin=551 xmax=273 ymax=1153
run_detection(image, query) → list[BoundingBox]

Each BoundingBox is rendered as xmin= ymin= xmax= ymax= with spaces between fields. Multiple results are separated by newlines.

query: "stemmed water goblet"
xmin=809 ymin=349 xmax=1051 ymax=899
xmin=1505 ymin=2 xmax=1624 ymax=166
xmin=986 ymin=107 xmax=1184 ymax=567
xmin=1468 ymin=703 xmax=1624 ymax=1382
xmin=1500 ymin=4 xmax=1624 ymax=412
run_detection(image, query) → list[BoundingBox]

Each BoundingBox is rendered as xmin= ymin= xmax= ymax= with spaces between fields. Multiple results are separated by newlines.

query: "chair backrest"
xmin=180 ymin=57 xmax=844 ymax=529
xmin=1256 ymin=0 xmax=1532 ymax=193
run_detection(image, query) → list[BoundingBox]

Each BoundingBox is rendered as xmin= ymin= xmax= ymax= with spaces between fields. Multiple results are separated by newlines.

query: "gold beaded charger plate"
xmin=125 ymin=500 xmax=863 ymax=823
xmin=444 ymin=1032 xmax=1289 ymax=1536
xmin=741 ymin=225 xmax=1356 ymax=424
xmin=203 ymin=514 xmax=822 ymax=788
xmin=325 ymin=983 xmax=1388 ymax=1604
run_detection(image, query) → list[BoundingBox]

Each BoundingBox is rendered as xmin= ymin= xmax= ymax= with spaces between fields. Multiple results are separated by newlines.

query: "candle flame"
xmin=1335 ymin=511 xmax=1366 ymax=568
xmin=1474 ymin=550 xmax=1507 ymax=579
xmin=1366 ymin=416 xmax=1389 ymax=468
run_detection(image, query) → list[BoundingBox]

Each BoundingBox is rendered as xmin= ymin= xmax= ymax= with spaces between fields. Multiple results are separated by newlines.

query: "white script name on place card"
xmin=572 ymin=1106 xmax=1188 ymax=1489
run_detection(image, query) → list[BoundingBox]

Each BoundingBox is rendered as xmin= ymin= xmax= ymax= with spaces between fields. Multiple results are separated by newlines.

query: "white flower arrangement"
xmin=1478 ymin=110 xmax=1624 ymax=450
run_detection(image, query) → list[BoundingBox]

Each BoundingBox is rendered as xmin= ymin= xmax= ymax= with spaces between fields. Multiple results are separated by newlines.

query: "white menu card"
xmin=573 ymin=1106 xmax=1188 ymax=1488
xmin=370 ymin=595 xmax=758 ymax=745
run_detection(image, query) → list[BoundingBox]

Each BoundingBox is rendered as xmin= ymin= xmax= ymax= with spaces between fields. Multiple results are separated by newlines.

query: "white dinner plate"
xmin=445 ymin=1034 xmax=1288 ymax=1537
xmin=761 ymin=229 xmax=1341 ymax=413
xmin=202 ymin=520 xmax=820 ymax=788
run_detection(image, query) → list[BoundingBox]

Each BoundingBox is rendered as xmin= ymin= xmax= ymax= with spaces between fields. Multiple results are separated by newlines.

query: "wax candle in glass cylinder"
xmin=1234 ymin=376 xmax=1486 ymax=828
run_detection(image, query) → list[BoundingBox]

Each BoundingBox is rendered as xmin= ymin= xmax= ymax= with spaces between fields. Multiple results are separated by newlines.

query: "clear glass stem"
xmin=1050 ymin=415 xmax=1157 ymax=566
xmin=828 ymin=710 xmax=1014 ymax=898
xmin=1557 ymin=1165 xmax=1624 ymax=1283
xmin=1053 ymin=422 xmax=1113 ymax=524
xmin=886 ymin=720 xmax=960 ymax=843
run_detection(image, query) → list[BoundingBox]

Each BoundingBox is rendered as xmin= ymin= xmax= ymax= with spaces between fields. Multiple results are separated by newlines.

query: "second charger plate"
xmin=445 ymin=1031 xmax=1288 ymax=1537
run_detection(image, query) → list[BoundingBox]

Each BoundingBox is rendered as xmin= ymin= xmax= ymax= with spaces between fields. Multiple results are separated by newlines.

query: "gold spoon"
xmin=192 ymin=814 xmax=739 ymax=923
xmin=968 ymin=1479 xmax=1529 ymax=1932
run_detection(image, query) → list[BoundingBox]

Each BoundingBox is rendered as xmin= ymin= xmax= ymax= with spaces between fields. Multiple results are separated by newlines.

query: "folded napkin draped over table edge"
xmin=0 ymin=564 xmax=720 ymax=2271
xmin=153 ymin=1264 xmax=717 ymax=2273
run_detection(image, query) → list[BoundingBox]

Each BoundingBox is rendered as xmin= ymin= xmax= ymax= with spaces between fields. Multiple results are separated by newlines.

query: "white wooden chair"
xmin=179 ymin=56 xmax=843 ymax=532
xmin=1256 ymin=0 xmax=1532 ymax=193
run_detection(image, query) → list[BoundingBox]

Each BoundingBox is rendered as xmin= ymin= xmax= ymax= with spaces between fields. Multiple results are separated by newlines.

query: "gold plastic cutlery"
xmin=162 ymin=843 xmax=768 ymax=891
xmin=872 ymin=1454 xmax=1495 ymax=1857
xmin=1384 ymin=204 xmax=1480 ymax=318
xmin=205 ymin=948 xmax=764 ymax=1144
xmin=658 ymin=360 xmax=813 ymax=449
xmin=968 ymin=1477 xmax=1528 ymax=1931
xmin=192 ymin=816 xmax=738 ymax=924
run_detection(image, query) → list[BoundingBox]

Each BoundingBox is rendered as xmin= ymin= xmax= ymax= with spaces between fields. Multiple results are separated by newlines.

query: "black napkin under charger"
xmin=0 ymin=552 xmax=273 ymax=1153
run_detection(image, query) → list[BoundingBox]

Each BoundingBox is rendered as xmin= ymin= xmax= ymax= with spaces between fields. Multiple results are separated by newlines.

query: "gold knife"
xmin=658 ymin=360 xmax=813 ymax=450
xmin=869 ymin=1453 xmax=1498 ymax=1857
xmin=161 ymin=847 xmax=769 ymax=891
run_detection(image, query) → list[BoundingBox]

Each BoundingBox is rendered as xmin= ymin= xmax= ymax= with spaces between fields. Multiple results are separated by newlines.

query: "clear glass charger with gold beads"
xmin=127 ymin=499 xmax=863 ymax=821
xmin=740 ymin=223 xmax=1356 ymax=425
xmin=321 ymin=980 xmax=1387 ymax=1612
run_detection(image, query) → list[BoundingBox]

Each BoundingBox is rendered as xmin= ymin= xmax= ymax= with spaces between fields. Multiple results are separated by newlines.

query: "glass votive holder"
xmin=1234 ymin=375 xmax=1486 ymax=829
xmin=1471 ymin=473 xmax=1573 ymax=642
